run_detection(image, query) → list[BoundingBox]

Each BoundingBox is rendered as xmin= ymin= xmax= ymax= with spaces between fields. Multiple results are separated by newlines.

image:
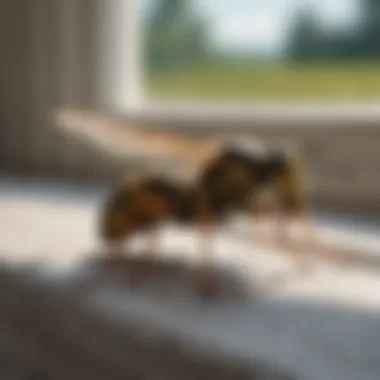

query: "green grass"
xmin=144 ymin=61 xmax=380 ymax=102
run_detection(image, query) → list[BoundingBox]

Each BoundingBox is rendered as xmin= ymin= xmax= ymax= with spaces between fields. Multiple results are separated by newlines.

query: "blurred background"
xmin=142 ymin=0 xmax=380 ymax=102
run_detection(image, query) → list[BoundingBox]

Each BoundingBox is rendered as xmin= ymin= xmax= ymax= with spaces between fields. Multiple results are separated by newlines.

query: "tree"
xmin=357 ymin=0 xmax=380 ymax=58
xmin=287 ymin=6 xmax=320 ymax=62
xmin=144 ymin=0 xmax=211 ymax=73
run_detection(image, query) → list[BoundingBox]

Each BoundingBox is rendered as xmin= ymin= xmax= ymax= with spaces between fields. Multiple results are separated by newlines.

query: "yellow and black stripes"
xmin=100 ymin=143 xmax=309 ymax=244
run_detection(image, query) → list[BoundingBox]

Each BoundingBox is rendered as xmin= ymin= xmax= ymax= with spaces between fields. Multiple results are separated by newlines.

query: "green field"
xmin=145 ymin=62 xmax=380 ymax=102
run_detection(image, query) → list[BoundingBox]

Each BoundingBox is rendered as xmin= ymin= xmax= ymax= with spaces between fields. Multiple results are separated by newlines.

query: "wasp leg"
xmin=251 ymin=202 xmax=265 ymax=240
xmin=197 ymin=197 xmax=218 ymax=299
xmin=83 ymin=206 xmax=136 ymax=294
xmin=297 ymin=208 xmax=321 ymax=245
xmin=103 ymin=239 xmax=125 ymax=263
xmin=146 ymin=226 xmax=160 ymax=259
xmin=251 ymin=197 xmax=280 ymax=242
xmin=81 ymin=236 xmax=131 ymax=298
xmin=275 ymin=207 xmax=315 ymax=274
xmin=129 ymin=227 xmax=161 ymax=287
xmin=101 ymin=211 xmax=134 ymax=262
xmin=297 ymin=209 xmax=353 ymax=268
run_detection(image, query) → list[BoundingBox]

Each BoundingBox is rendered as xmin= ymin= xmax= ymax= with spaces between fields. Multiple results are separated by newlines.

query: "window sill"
xmin=122 ymin=100 xmax=380 ymax=127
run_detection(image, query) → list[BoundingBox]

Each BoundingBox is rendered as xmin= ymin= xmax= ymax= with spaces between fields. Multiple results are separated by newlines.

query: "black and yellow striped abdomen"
xmin=100 ymin=176 xmax=198 ymax=242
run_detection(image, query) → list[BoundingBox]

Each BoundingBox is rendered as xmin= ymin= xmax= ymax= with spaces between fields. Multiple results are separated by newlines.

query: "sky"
xmin=197 ymin=0 xmax=359 ymax=56
xmin=142 ymin=0 xmax=360 ymax=56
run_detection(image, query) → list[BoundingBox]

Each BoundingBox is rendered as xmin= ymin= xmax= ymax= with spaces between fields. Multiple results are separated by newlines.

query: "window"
xmin=137 ymin=0 xmax=380 ymax=108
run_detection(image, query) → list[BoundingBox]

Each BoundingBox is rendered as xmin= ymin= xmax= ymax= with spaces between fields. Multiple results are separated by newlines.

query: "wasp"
xmin=56 ymin=109 xmax=316 ymax=298
xmin=99 ymin=139 xmax=313 ymax=297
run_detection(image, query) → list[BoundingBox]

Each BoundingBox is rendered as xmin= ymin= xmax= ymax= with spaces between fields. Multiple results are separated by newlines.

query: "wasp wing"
xmin=54 ymin=108 xmax=220 ymax=182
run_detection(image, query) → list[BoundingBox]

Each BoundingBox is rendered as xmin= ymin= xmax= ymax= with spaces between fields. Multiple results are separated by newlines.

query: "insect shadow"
xmin=73 ymin=251 xmax=295 ymax=306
